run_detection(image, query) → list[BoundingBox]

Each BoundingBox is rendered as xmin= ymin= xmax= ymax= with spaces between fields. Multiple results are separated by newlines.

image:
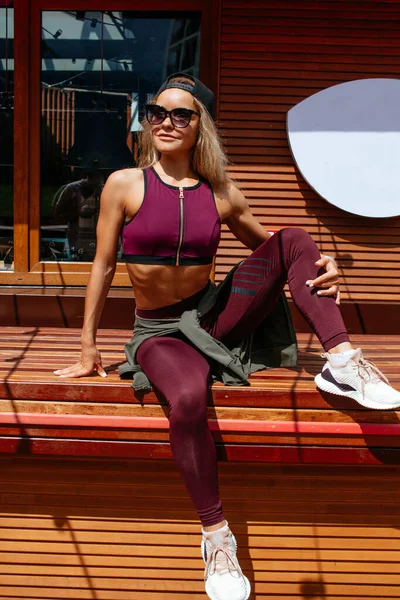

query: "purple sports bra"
xmin=122 ymin=166 xmax=221 ymax=266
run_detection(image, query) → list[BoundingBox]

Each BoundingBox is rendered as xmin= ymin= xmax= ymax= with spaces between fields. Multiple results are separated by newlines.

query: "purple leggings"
xmin=136 ymin=228 xmax=349 ymax=526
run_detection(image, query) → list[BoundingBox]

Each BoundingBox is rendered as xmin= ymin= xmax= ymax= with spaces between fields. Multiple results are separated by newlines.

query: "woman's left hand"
xmin=306 ymin=254 xmax=341 ymax=305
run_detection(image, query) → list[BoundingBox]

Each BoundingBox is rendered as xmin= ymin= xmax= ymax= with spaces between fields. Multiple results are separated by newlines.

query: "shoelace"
xmin=323 ymin=352 xmax=392 ymax=402
xmin=354 ymin=356 xmax=390 ymax=387
xmin=323 ymin=352 xmax=390 ymax=388
xmin=346 ymin=355 xmax=390 ymax=401
xmin=204 ymin=544 xmax=239 ymax=581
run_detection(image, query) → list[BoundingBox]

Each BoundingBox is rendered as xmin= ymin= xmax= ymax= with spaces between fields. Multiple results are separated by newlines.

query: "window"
xmin=0 ymin=0 xmax=216 ymax=286
xmin=40 ymin=10 xmax=201 ymax=264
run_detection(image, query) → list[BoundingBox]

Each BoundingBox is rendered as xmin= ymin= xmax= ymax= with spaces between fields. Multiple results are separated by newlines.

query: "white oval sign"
xmin=287 ymin=78 xmax=400 ymax=218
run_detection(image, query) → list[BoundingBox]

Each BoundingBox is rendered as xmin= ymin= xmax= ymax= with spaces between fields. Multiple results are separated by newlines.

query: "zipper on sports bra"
xmin=175 ymin=187 xmax=184 ymax=266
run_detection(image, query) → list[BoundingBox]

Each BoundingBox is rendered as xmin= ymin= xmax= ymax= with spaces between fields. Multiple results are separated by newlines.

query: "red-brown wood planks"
xmin=0 ymin=327 xmax=400 ymax=463
xmin=2 ymin=456 xmax=400 ymax=599
xmin=217 ymin=2 xmax=400 ymax=307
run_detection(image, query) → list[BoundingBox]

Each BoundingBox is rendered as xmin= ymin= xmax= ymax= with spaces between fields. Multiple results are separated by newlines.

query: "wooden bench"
xmin=2 ymin=326 xmax=400 ymax=599
xmin=1 ymin=326 xmax=400 ymax=465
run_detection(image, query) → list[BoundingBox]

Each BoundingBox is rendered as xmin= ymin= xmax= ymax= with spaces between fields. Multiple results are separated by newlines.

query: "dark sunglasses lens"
xmin=146 ymin=106 xmax=165 ymax=125
xmin=171 ymin=109 xmax=192 ymax=127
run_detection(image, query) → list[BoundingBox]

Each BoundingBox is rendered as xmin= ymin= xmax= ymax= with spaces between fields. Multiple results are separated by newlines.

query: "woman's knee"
xmin=278 ymin=227 xmax=319 ymax=259
xmin=257 ymin=228 xmax=314 ymax=258
xmin=278 ymin=227 xmax=313 ymax=245
xmin=169 ymin=381 xmax=209 ymax=427
xmin=136 ymin=336 xmax=211 ymax=426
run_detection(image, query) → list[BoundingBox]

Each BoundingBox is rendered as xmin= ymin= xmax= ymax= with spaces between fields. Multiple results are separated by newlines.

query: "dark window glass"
xmin=167 ymin=46 xmax=182 ymax=74
xmin=0 ymin=3 xmax=13 ymax=271
xmin=186 ymin=15 xmax=201 ymax=37
xmin=170 ymin=19 xmax=185 ymax=44
xmin=182 ymin=36 xmax=198 ymax=72
xmin=40 ymin=10 xmax=201 ymax=263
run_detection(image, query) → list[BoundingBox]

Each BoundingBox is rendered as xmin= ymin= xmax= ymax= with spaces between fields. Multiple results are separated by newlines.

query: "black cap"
xmin=155 ymin=72 xmax=215 ymax=119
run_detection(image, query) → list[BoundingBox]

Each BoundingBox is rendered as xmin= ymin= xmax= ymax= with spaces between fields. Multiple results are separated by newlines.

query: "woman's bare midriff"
xmin=126 ymin=262 xmax=213 ymax=310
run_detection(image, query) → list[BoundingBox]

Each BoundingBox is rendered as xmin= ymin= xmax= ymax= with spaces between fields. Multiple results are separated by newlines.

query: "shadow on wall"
xmin=300 ymin=578 xmax=326 ymax=598
xmin=293 ymin=167 xmax=400 ymax=329
xmin=53 ymin=515 xmax=99 ymax=600
xmin=299 ymin=524 xmax=326 ymax=599
xmin=295 ymin=168 xmax=400 ymax=250
xmin=2 ymin=457 xmax=400 ymax=597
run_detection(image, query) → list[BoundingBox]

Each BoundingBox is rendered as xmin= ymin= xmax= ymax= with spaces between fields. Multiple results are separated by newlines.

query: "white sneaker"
xmin=201 ymin=521 xmax=251 ymax=600
xmin=315 ymin=348 xmax=400 ymax=410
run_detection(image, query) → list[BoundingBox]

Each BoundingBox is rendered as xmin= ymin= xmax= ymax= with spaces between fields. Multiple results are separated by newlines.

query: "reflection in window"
xmin=40 ymin=11 xmax=201 ymax=263
xmin=0 ymin=3 xmax=14 ymax=270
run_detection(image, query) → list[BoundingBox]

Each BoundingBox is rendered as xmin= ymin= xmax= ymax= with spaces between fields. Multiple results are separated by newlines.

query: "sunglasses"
xmin=145 ymin=104 xmax=200 ymax=128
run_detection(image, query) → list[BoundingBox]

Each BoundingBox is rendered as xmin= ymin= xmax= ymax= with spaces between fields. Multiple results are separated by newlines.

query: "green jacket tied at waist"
xmin=118 ymin=263 xmax=298 ymax=391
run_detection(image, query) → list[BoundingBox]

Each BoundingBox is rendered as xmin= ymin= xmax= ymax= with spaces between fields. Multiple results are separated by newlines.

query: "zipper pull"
xmin=176 ymin=187 xmax=185 ymax=266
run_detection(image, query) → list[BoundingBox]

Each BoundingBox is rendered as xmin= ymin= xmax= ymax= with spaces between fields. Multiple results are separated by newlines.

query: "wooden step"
xmin=0 ymin=328 xmax=400 ymax=464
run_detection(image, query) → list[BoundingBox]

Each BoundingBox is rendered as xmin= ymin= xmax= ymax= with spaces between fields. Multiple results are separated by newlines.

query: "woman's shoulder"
xmin=213 ymin=178 xmax=242 ymax=204
xmin=100 ymin=169 xmax=145 ymax=212
xmin=212 ymin=179 xmax=245 ymax=222
xmin=105 ymin=167 xmax=144 ymax=188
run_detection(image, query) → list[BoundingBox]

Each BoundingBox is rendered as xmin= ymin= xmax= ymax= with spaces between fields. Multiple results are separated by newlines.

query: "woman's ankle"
xmin=203 ymin=519 xmax=227 ymax=533
xmin=328 ymin=342 xmax=353 ymax=354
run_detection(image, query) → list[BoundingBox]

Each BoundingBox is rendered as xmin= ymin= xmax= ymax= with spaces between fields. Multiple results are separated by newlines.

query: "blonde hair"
xmin=137 ymin=76 xmax=231 ymax=190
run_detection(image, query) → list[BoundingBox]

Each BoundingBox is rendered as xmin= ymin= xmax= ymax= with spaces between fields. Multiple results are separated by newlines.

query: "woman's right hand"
xmin=54 ymin=345 xmax=107 ymax=379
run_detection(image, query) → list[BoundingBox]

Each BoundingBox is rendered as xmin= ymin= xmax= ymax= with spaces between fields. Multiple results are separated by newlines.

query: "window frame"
xmin=0 ymin=0 xmax=220 ymax=285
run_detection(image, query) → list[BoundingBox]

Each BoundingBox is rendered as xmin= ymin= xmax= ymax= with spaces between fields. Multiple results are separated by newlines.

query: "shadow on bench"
xmin=1 ymin=327 xmax=400 ymax=466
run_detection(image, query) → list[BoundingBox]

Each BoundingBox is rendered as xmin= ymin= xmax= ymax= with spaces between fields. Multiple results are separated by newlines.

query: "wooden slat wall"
xmin=2 ymin=457 xmax=400 ymax=599
xmin=218 ymin=0 xmax=400 ymax=303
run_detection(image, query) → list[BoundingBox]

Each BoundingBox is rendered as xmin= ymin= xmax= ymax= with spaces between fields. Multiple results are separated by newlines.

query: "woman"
xmin=55 ymin=73 xmax=400 ymax=600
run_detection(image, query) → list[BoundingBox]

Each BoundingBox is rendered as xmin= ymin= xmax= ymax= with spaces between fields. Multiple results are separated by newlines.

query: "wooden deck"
xmin=2 ymin=327 xmax=400 ymax=599
xmin=1 ymin=327 xmax=400 ymax=465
